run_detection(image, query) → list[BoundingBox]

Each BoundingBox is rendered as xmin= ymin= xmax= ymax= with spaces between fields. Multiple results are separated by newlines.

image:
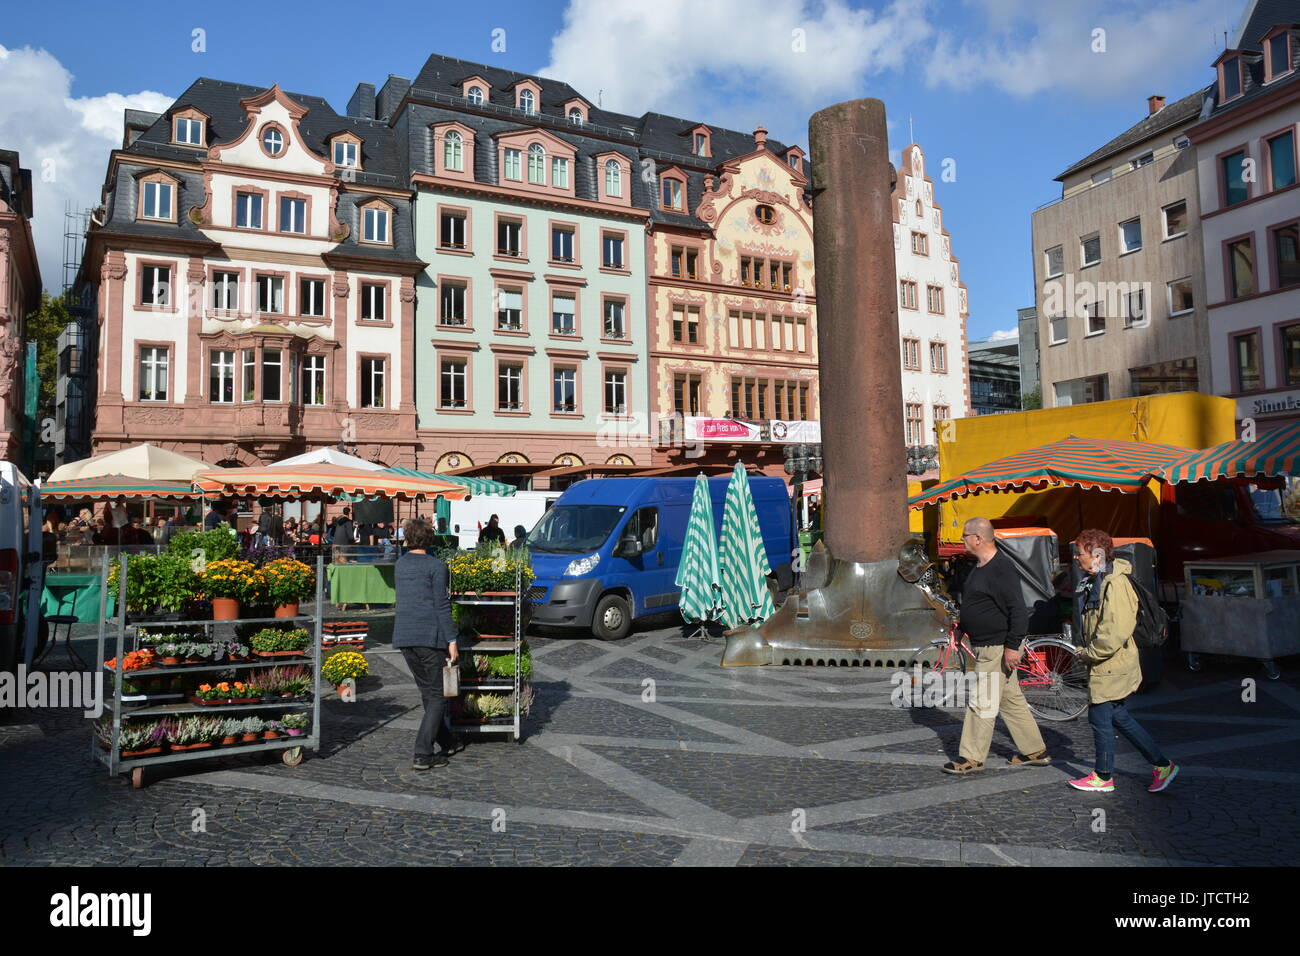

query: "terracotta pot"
xmin=171 ymin=742 xmax=212 ymax=751
xmin=121 ymin=746 xmax=163 ymax=758
xmin=285 ymin=728 xmax=304 ymax=737
xmin=161 ymin=657 xmax=181 ymax=667
xmin=263 ymin=730 xmax=280 ymax=740
xmin=212 ymin=597 xmax=240 ymax=621
xmin=221 ymin=736 xmax=238 ymax=746
xmin=273 ymin=602 xmax=300 ymax=618
xmin=240 ymin=733 xmax=258 ymax=743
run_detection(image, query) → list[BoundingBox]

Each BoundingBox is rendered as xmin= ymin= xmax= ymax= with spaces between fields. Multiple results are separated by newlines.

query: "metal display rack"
xmin=451 ymin=564 xmax=525 ymax=742
xmin=92 ymin=554 xmax=325 ymax=788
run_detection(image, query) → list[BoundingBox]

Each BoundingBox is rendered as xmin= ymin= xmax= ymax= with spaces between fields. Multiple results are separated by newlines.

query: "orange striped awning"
xmin=908 ymin=436 xmax=1192 ymax=510
xmin=193 ymin=464 xmax=471 ymax=501
xmin=39 ymin=474 xmax=203 ymax=500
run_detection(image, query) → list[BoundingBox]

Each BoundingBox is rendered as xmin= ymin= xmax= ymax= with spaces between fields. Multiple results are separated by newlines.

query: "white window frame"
xmin=175 ymin=117 xmax=202 ymax=146
xmin=1119 ymin=217 xmax=1142 ymax=254
xmin=1049 ymin=314 xmax=1068 ymax=345
xmin=551 ymin=156 xmax=569 ymax=189
xmin=363 ymin=206 xmax=390 ymax=244
xmin=1123 ymin=289 xmax=1146 ymax=328
xmin=518 ymin=89 xmax=536 ymax=114
xmin=603 ymin=234 xmax=624 ymax=269
xmin=553 ymin=368 xmax=577 ymax=412
xmin=262 ymin=348 xmax=283 ymax=403
xmin=551 ymin=226 xmax=574 ymax=263
xmin=1080 ymin=233 xmax=1101 ymax=267
xmin=303 ymin=354 xmax=326 ymax=406
xmin=604 ymin=159 xmax=622 ymax=198
xmin=443 ymin=130 xmax=463 ymax=171
xmin=141 ymin=181 xmax=173 ymax=221
xmin=300 ymin=278 xmax=325 ymax=318
xmin=1167 ymin=276 xmax=1194 ymax=317
xmin=568 ymin=108 xmax=583 ymax=125
xmin=604 ymin=298 xmax=626 ymax=339
xmin=440 ymin=358 xmax=467 ymax=408
xmin=503 ymin=148 xmax=521 ymax=181
xmin=209 ymin=349 xmax=235 ymax=404
xmin=236 ymin=192 xmax=263 ymax=229
xmin=498 ymin=363 xmax=523 ymax=410
xmin=212 ymin=271 xmax=239 ymax=311
xmin=139 ymin=346 xmax=168 ymax=402
xmin=261 ymin=127 xmax=284 ymax=155
xmin=440 ymin=210 xmax=466 ymax=249
xmin=333 ymin=141 xmax=358 ymax=168
xmin=604 ymin=369 xmax=627 ymax=414
xmin=361 ymin=357 xmax=385 ymax=409
xmin=1085 ymin=302 xmax=1105 ymax=336
xmin=141 ymin=265 xmax=170 ymax=307
xmin=439 ymin=282 xmax=466 ymax=326
xmin=496 ymin=288 xmax=523 ymax=330
xmin=528 ymin=144 xmax=546 ymax=185
xmin=552 ymin=295 xmax=576 ymax=335
xmin=361 ymin=283 xmax=386 ymax=322
xmin=280 ymin=196 xmax=306 ymax=234
xmin=1162 ymin=200 xmax=1188 ymax=240
xmin=1044 ymin=245 xmax=1064 ymax=279
xmin=256 ymin=275 xmax=285 ymax=314
xmin=467 ymin=86 xmax=484 ymax=105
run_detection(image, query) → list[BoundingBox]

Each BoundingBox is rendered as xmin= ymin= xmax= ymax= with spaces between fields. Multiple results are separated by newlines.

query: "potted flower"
xmin=321 ymin=650 xmax=368 ymax=698
xmin=120 ymin=721 xmax=167 ymax=758
xmin=154 ymin=643 xmax=182 ymax=667
xmin=224 ymin=641 xmax=249 ymax=662
xmin=219 ymin=718 xmax=243 ymax=746
xmin=281 ymin=713 xmax=309 ymax=737
xmin=237 ymin=716 xmax=263 ymax=743
xmin=199 ymin=559 xmax=260 ymax=621
xmin=250 ymin=627 xmax=311 ymax=658
xmin=262 ymin=558 xmax=315 ymax=618
xmin=262 ymin=719 xmax=285 ymax=741
xmin=192 ymin=682 xmax=231 ymax=706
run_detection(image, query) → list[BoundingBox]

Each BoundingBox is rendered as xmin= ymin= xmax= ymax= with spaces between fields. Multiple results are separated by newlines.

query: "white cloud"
xmin=0 ymin=45 xmax=172 ymax=292
xmin=541 ymin=0 xmax=934 ymax=147
xmin=987 ymin=328 xmax=1019 ymax=341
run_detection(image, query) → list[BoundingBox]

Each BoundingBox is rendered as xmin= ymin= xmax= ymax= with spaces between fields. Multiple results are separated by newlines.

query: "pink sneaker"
xmin=1148 ymin=763 xmax=1179 ymax=793
xmin=1068 ymin=772 xmax=1114 ymax=792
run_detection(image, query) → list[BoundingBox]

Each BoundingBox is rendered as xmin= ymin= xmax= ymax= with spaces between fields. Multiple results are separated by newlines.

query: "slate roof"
xmin=104 ymin=77 xmax=418 ymax=261
xmin=1054 ymin=87 xmax=1210 ymax=181
xmin=1201 ymin=0 xmax=1300 ymax=122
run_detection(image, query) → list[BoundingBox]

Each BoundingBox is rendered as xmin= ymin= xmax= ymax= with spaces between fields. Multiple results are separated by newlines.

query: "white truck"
xmin=447 ymin=490 xmax=561 ymax=550
xmin=0 ymin=460 xmax=45 ymax=674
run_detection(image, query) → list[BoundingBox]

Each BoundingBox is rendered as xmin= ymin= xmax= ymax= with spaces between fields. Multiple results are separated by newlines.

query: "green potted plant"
xmin=119 ymin=720 xmax=167 ymax=758
xmin=321 ymin=650 xmax=368 ymax=698
xmin=250 ymin=627 xmax=311 ymax=658
xmin=262 ymin=719 xmax=285 ymax=741
xmin=262 ymin=558 xmax=315 ymax=618
xmin=281 ymin=713 xmax=309 ymax=737
xmin=219 ymin=717 xmax=243 ymax=746
xmin=237 ymin=717 xmax=264 ymax=743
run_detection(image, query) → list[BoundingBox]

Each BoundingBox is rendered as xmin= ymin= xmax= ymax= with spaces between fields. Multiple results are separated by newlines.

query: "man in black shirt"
xmin=479 ymin=514 xmax=506 ymax=547
xmin=942 ymin=517 xmax=1050 ymax=774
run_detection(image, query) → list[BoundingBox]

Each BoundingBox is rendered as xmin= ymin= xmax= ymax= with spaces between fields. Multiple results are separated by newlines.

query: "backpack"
xmin=1122 ymin=573 xmax=1169 ymax=648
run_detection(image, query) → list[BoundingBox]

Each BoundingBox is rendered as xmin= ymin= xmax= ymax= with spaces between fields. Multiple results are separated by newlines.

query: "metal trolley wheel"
xmin=281 ymin=747 xmax=304 ymax=767
xmin=1018 ymin=637 xmax=1089 ymax=722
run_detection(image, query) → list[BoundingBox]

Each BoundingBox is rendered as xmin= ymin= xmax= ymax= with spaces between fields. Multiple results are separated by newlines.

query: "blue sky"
xmin=2 ymin=0 xmax=1249 ymax=340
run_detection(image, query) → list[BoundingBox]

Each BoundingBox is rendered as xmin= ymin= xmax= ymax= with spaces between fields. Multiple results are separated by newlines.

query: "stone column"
xmin=808 ymin=98 xmax=908 ymax=564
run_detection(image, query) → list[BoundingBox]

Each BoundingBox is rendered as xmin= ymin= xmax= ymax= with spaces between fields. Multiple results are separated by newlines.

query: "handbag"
xmin=442 ymin=662 xmax=459 ymax=697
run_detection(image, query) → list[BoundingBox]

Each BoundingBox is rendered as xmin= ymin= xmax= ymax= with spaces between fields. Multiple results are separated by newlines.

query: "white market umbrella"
xmin=267 ymin=447 xmax=386 ymax=471
xmin=47 ymin=443 xmax=212 ymax=482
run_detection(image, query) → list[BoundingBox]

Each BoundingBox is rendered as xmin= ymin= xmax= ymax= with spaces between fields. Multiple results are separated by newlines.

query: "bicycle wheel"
xmin=904 ymin=638 xmax=973 ymax=708
xmin=1019 ymin=637 xmax=1089 ymax=721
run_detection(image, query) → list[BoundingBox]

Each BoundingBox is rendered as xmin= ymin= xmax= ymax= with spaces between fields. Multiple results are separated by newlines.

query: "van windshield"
xmin=527 ymin=505 xmax=626 ymax=554
xmin=1247 ymin=484 xmax=1296 ymax=525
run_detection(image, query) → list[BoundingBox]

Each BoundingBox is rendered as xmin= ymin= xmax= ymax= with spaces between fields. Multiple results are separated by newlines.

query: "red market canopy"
xmin=1160 ymin=421 xmax=1300 ymax=483
xmin=907 ymin=436 xmax=1193 ymax=510
xmin=38 ymin=474 xmax=203 ymax=501
xmin=192 ymin=464 xmax=471 ymax=501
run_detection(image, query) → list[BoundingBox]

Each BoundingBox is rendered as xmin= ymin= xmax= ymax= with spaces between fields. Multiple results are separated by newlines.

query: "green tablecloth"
xmin=326 ymin=563 xmax=396 ymax=605
xmin=41 ymin=573 xmax=105 ymax=623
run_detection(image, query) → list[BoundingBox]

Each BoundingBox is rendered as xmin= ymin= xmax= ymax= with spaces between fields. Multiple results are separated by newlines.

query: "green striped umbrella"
xmin=718 ymin=462 xmax=775 ymax=629
xmin=38 ymin=474 xmax=202 ymax=500
xmin=674 ymin=474 xmax=724 ymax=623
xmin=1160 ymin=421 xmax=1300 ymax=483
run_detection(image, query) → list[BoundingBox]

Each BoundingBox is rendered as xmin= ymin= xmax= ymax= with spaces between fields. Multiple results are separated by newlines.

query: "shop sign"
xmin=769 ymin=420 xmax=822 ymax=443
xmin=1237 ymin=389 xmax=1300 ymax=420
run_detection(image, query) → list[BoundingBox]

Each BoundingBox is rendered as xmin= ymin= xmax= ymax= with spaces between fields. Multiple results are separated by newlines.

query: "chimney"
xmin=348 ymin=82 xmax=376 ymax=120
xmin=376 ymin=75 xmax=412 ymax=122
xmin=753 ymin=126 xmax=768 ymax=147
xmin=1147 ymin=95 xmax=1166 ymax=116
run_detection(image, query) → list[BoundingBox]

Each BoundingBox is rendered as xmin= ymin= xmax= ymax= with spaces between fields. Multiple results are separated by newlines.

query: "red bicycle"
xmin=904 ymin=623 xmax=1089 ymax=721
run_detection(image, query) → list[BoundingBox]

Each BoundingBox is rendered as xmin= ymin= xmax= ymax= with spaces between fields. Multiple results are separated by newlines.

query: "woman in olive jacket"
xmin=1070 ymin=529 xmax=1178 ymax=794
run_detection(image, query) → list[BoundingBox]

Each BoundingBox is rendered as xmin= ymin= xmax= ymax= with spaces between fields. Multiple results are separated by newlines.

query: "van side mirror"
xmin=615 ymin=534 xmax=641 ymax=558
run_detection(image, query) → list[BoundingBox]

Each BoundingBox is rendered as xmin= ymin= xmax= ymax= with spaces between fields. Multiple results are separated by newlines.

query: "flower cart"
xmin=449 ymin=553 xmax=531 ymax=743
xmin=92 ymin=553 xmax=326 ymax=789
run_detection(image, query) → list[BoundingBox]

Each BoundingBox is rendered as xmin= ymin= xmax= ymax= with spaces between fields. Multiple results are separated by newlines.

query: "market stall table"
xmin=1180 ymin=549 xmax=1300 ymax=678
xmin=326 ymin=563 xmax=397 ymax=606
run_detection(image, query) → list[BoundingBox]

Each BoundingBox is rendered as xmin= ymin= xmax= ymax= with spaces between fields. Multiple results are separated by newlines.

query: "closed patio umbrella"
xmin=675 ymin=474 xmax=724 ymax=626
xmin=718 ymin=462 xmax=775 ymax=629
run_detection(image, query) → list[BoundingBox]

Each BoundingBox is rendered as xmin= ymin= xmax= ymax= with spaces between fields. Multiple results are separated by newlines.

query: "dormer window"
xmin=332 ymin=139 xmax=359 ymax=168
xmin=444 ymin=129 xmax=463 ymax=171
xmin=786 ymin=149 xmax=803 ymax=172
xmin=260 ymin=124 xmax=286 ymax=157
xmin=568 ymin=108 xmax=583 ymax=124
xmin=518 ymin=89 xmax=536 ymax=114
xmin=467 ymin=86 xmax=484 ymax=105
xmin=527 ymin=144 xmax=546 ymax=184
xmin=175 ymin=117 xmax=203 ymax=146
xmin=605 ymin=159 xmax=622 ymax=197
xmin=1267 ymin=30 xmax=1295 ymax=82
xmin=1221 ymin=56 xmax=1243 ymax=101
xmin=694 ymin=133 xmax=707 ymax=155
xmin=360 ymin=200 xmax=393 ymax=245
xmin=141 ymin=179 xmax=173 ymax=221
xmin=661 ymin=173 xmax=685 ymax=212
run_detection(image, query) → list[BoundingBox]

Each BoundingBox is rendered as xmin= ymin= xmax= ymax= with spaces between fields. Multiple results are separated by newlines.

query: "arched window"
xmin=528 ymin=144 xmax=546 ymax=184
xmin=568 ymin=108 xmax=583 ymax=124
xmin=261 ymin=125 xmax=284 ymax=156
xmin=604 ymin=159 xmax=622 ymax=198
xmin=443 ymin=129 xmax=463 ymax=171
xmin=519 ymin=89 xmax=535 ymax=114
xmin=467 ymin=86 xmax=484 ymax=105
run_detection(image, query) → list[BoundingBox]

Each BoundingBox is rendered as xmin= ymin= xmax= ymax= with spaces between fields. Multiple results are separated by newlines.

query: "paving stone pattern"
xmin=0 ymin=622 xmax=1296 ymax=866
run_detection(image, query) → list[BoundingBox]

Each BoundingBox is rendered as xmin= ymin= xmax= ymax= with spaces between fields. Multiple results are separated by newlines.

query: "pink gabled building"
xmin=0 ymin=150 xmax=41 ymax=465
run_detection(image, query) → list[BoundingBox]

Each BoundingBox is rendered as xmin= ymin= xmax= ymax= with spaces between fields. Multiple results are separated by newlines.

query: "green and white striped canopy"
xmin=379 ymin=467 xmax=517 ymax=497
xmin=1160 ymin=421 xmax=1300 ymax=483
xmin=718 ymin=462 xmax=775 ymax=630
xmin=674 ymin=474 xmax=724 ymax=624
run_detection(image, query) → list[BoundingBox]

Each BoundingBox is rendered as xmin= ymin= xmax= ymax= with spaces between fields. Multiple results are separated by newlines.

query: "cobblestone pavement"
xmin=2 ymin=612 xmax=1297 ymax=866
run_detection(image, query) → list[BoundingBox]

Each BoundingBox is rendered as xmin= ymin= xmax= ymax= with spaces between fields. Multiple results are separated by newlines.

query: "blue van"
xmin=526 ymin=476 xmax=794 ymax=640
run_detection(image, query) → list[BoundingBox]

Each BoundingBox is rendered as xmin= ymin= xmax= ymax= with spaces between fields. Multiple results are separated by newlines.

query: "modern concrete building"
xmin=1187 ymin=0 xmax=1300 ymax=431
xmin=967 ymin=337 xmax=1021 ymax=415
xmin=1031 ymin=90 xmax=1211 ymax=408
xmin=891 ymin=144 xmax=970 ymax=443
xmin=1017 ymin=306 xmax=1040 ymax=402
xmin=0 ymin=149 xmax=40 ymax=466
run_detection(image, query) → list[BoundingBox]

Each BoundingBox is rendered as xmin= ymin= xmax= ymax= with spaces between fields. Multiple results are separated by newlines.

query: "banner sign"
xmin=1237 ymin=389 xmax=1300 ymax=421
xmin=684 ymin=418 xmax=821 ymax=444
